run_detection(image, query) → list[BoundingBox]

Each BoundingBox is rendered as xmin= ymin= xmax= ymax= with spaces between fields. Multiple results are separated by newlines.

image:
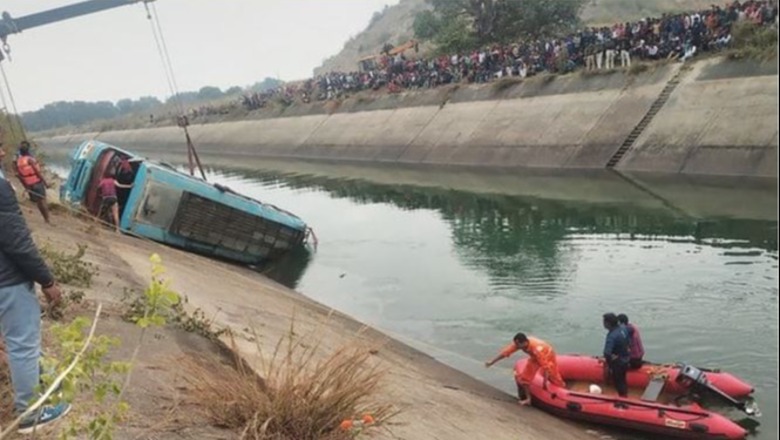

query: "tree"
xmin=166 ymin=91 xmax=199 ymax=105
xmin=498 ymin=0 xmax=585 ymax=40
xmin=116 ymin=98 xmax=135 ymax=114
xmin=197 ymin=86 xmax=223 ymax=101
xmin=413 ymin=10 xmax=441 ymax=40
xmin=134 ymin=96 xmax=162 ymax=110
xmin=414 ymin=0 xmax=585 ymax=52
xmin=225 ymin=86 xmax=243 ymax=95
xmin=250 ymin=77 xmax=284 ymax=92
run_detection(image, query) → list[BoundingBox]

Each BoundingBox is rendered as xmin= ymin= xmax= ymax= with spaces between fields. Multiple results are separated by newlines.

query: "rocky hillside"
xmin=314 ymin=0 xmax=713 ymax=75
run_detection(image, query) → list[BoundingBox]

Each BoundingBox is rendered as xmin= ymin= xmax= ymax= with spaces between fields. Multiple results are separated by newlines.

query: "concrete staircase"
xmin=606 ymin=67 xmax=688 ymax=168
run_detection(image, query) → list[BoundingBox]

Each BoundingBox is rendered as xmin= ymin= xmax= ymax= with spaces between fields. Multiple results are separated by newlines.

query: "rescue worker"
xmin=98 ymin=170 xmax=132 ymax=232
xmin=14 ymin=141 xmax=50 ymax=224
xmin=618 ymin=313 xmax=645 ymax=369
xmin=485 ymin=332 xmax=565 ymax=405
xmin=115 ymin=157 xmax=134 ymax=211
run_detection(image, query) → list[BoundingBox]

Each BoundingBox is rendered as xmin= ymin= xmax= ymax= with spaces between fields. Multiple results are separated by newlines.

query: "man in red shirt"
xmin=485 ymin=332 xmax=565 ymax=405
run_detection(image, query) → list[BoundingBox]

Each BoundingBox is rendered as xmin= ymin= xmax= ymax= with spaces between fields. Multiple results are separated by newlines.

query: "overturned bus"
xmin=59 ymin=140 xmax=311 ymax=265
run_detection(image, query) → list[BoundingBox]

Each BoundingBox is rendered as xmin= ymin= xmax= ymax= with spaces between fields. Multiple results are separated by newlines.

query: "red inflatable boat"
xmin=516 ymin=355 xmax=759 ymax=439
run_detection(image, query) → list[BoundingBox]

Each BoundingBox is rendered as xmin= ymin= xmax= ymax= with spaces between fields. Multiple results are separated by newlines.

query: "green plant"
xmin=125 ymin=254 xmax=180 ymax=329
xmin=170 ymin=301 xmax=227 ymax=340
xmin=36 ymin=253 xmax=181 ymax=440
xmin=47 ymin=289 xmax=87 ymax=321
xmin=727 ymin=21 xmax=778 ymax=61
xmin=40 ymin=244 xmax=97 ymax=288
xmin=122 ymin=273 xmax=225 ymax=341
xmin=39 ymin=317 xmax=130 ymax=440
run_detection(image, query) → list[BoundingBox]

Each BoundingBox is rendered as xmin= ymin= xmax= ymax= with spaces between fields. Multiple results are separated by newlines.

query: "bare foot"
xmin=518 ymin=399 xmax=531 ymax=406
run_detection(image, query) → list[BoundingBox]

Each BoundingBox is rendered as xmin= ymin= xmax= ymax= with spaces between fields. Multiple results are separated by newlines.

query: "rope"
xmin=0 ymin=304 xmax=103 ymax=439
xmin=0 ymin=62 xmax=26 ymax=141
xmin=646 ymin=365 xmax=671 ymax=381
xmin=142 ymin=2 xmax=206 ymax=181
xmin=150 ymin=2 xmax=182 ymax=108
xmin=143 ymin=2 xmax=180 ymax=116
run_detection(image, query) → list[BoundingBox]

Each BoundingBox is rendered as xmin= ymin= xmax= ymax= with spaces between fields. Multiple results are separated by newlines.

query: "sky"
xmin=0 ymin=0 xmax=400 ymax=112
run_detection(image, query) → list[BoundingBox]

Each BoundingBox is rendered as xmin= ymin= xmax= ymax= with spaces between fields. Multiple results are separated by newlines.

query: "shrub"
xmin=727 ymin=21 xmax=778 ymax=61
xmin=40 ymin=243 xmax=97 ymax=288
xmin=182 ymin=325 xmax=394 ymax=440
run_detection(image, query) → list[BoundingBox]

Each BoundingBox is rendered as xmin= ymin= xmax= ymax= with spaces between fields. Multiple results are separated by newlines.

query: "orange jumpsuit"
xmin=501 ymin=337 xmax=565 ymax=387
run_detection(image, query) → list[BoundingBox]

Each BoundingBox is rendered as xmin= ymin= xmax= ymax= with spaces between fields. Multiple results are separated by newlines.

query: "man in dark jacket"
xmin=0 ymin=177 xmax=71 ymax=433
xmin=603 ymin=312 xmax=630 ymax=397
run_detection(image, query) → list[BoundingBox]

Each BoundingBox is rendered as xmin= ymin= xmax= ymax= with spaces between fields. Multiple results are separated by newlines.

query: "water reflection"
xmin=253 ymin=245 xmax=312 ymax=290
xmin=241 ymin=169 xmax=776 ymax=292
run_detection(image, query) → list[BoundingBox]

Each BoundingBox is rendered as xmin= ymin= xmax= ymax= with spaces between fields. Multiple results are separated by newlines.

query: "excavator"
xmin=357 ymin=39 xmax=419 ymax=72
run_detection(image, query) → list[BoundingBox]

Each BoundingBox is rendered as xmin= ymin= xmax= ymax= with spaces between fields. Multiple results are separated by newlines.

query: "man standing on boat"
xmin=13 ymin=141 xmax=51 ymax=224
xmin=618 ymin=313 xmax=645 ymax=370
xmin=485 ymin=332 xmax=565 ymax=405
xmin=603 ymin=313 xmax=630 ymax=397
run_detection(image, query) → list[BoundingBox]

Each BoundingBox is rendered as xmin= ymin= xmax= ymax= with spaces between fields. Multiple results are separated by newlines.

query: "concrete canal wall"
xmin=39 ymin=57 xmax=778 ymax=178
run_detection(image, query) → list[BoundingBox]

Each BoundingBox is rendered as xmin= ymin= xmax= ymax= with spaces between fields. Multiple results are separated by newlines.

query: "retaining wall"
xmin=39 ymin=57 xmax=778 ymax=178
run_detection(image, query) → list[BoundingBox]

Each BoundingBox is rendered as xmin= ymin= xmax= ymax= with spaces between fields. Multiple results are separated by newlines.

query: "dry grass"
xmin=181 ymin=323 xmax=395 ymax=440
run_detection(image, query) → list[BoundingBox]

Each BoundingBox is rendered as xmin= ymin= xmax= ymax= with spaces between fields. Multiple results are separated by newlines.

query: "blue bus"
xmin=60 ymin=140 xmax=310 ymax=265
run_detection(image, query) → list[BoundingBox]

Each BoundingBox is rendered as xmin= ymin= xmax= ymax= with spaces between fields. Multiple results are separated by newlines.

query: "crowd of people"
xmin=236 ymin=0 xmax=776 ymax=111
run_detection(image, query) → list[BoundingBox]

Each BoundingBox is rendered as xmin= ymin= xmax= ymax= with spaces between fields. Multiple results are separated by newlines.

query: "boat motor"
xmin=675 ymin=364 xmax=761 ymax=417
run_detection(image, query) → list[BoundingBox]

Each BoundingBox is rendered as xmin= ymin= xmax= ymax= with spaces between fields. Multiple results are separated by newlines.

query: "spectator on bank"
xmin=0 ymin=177 xmax=70 ymax=434
xmin=232 ymin=0 xmax=775 ymax=111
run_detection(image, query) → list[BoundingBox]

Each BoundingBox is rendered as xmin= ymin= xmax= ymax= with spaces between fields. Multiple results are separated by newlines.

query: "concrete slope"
xmin=38 ymin=58 xmax=778 ymax=178
xmin=618 ymin=58 xmax=778 ymax=177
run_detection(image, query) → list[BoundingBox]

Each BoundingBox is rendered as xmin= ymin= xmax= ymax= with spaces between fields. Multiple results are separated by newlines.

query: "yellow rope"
xmin=0 ymin=304 xmax=103 ymax=439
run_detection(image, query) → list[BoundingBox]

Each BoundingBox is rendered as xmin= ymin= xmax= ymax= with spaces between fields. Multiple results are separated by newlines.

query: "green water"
xmin=51 ymin=158 xmax=779 ymax=439
xmin=203 ymin=167 xmax=777 ymax=439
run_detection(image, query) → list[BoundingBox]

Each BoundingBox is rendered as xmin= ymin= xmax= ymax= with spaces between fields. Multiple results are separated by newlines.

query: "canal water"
xmin=209 ymin=167 xmax=778 ymax=440
xmin=51 ymin=160 xmax=778 ymax=439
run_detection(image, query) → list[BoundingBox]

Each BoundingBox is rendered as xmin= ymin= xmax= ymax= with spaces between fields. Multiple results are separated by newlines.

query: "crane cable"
xmin=0 ymin=60 xmax=27 ymax=143
xmin=142 ymin=1 xmax=206 ymax=181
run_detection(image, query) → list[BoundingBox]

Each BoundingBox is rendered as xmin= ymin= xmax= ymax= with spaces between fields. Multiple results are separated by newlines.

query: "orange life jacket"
xmin=16 ymin=156 xmax=41 ymax=186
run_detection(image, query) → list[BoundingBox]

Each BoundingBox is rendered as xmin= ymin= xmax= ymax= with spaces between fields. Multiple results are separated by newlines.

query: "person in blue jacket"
xmin=603 ymin=312 xmax=630 ymax=397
